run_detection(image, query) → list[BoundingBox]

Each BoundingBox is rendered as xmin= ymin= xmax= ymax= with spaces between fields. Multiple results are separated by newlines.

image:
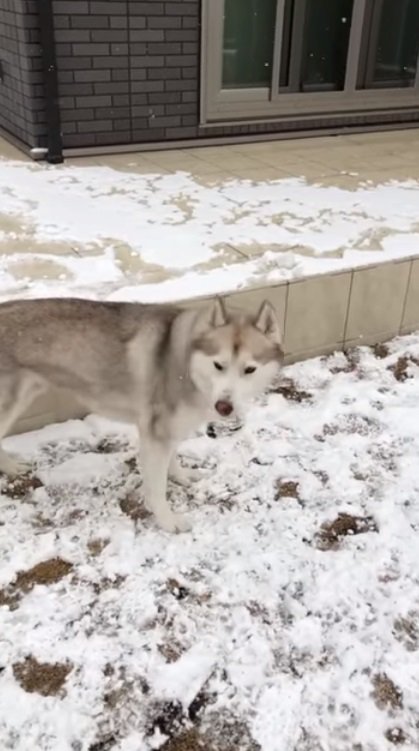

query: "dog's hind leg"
xmin=0 ymin=371 xmax=46 ymax=476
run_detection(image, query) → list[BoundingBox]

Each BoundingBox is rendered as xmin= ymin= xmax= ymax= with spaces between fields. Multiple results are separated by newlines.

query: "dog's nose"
xmin=215 ymin=399 xmax=233 ymax=417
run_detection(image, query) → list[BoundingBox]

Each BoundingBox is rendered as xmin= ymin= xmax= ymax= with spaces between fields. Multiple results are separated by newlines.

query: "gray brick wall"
xmin=0 ymin=0 xmax=47 ymax=149
xmin=3 ymin=0 xmax=418 ymax=155
xmin=53 ymin=0 xmax=200 ymax=148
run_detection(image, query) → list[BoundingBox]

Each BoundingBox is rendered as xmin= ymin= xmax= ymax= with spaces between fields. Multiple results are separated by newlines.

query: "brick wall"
xmin=53 ymin=0 xmax=200 ymax=149
xmin=0 ymin=0 xmax=47 ymax=149
xmin=3 ymin=0 xmax=417 ymax=155
xmin=54 ymin=1 xmax=419 ymax=152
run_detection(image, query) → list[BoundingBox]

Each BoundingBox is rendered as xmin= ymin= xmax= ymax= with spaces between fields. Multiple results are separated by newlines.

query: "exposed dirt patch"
xmin=347 ymin=415 xmax=377 ymax=435
xmin=96 ymin=438 xmax=127 ymax=454
xmin=158 ymin=640 xmax=184 ymax=663
xmin=68 ymin=508 xmax=87 ymax=522
xmin=158 ymin=718 xmax=260 ymax=751
xmin=275 ymin=480 xmax=300 ymax=500
xmin=202 ymin=717 xmax=261 ymax=751
xmin=188 ymin=689 xmax=215 ymax=722
xmin=322 ymin=415 xmax=377 ymax=439
xmin=90 ymin=575 xmax=125 ymax=596
xmin=0 ymin=588 xmax=19 ymax=609
xmin=124 ymin=457 xmax=138 ymax=473
xmin=372 ymin=673 xmax=403 ymax=711
xmin=147 ymin=688 xmax=218 ymax=748
xmin=0 ymin=557 xmax=74 ymax=610
xmin=160 ymin=728 xmax=208 ymax=751
xmin=15 ymin=557 xmax=74 ymax=592
xmin=390 ymin=356 xmax=410 ymax=382
xmin=367 ymin=443 xmax=398 ymax=474
xmin=393 ymin=615 xmax=419 ymax=652
xmin=270 ymin=378 xmax=312 ymax=403
xmin=166 ymin=578 xmax=190 ymax=601
xmin=149 ymin=700 xmax=186 ymax=739
xmin=119 ymin=492 xmax=149 ymax=521
xmin=321 ymin=423 xmax=339 ymax=437
xmin=246 ymin=600 xmax=271 ymax=624
xmin=103 ymin=667 xmax=149 ymax=713
xmin=87 ymin=538 xmax=110 ymax=557
xmin=313 ymin=470 xmax=329 ymax=486
xmin=373 ymin=343 xmax=390 ymax=359
xmin=209 ymin=494 xmax=235 ymax=513
xmin=88 ymin=737 xmax=117 ymax=751
xmin=330 ymin=349 xmax=360 ymax=374
xmin=32 ymin=513 xmax=54 ymax=529
xmin=385 ymin=727 xmax=407 ymax=745
xmin=4 ymin=474 xmax=43 ymax=500
xmin=352 ymin=468 xmax=367 ymax=481
xmin=388 ymin=355 xmax=419 ymax=382
xmin=13 ymin=656 xmax=72 ymax=697
xmin=316 ymin=513 xmax=378 ymax=551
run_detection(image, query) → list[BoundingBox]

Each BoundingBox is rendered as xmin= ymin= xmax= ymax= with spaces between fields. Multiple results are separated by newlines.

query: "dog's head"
xmin=190 ymin=298 xmax=283 ymax=419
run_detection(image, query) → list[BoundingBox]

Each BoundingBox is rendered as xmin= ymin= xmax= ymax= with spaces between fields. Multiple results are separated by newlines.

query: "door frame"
xmin=200 ymin=0 xmax=419 ymax=125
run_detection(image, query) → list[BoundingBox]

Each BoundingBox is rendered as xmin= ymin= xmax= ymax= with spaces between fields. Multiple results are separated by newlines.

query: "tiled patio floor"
xmin=1 ymin=128 xmax=419 ymax=299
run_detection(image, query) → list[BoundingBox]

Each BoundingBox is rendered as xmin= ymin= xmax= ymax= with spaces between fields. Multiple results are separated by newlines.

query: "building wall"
xmin=53 ymin=0 xmax=200 ymax=149
xmin=52 ymin=0 xmax=419 ymax=152
xmin=2 ymin=0 xmax=419 ymax=154
xmin=0 ymin=0 xmax=46 ymax=149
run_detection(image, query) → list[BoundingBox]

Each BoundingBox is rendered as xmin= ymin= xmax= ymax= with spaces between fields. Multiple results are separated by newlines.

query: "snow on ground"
xmin=1 ymin=334 xmax=419 ymax=751
xmin=1 ymin=157 xmax=419 ymax=302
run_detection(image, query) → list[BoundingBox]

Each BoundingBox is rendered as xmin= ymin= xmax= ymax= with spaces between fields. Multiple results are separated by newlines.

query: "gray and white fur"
xmin=0 ymin=297 xmax=283 ymax=532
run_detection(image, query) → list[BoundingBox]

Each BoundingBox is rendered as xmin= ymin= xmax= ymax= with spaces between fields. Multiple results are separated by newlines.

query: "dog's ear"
xmin=255 ymin=301 xmax=282 ymax=343
xmin=194 ymin=298 xmax=228 ymax=334
xmin=210 ymin=297 xmax=227 ymax=327
xmin=201 ymin=297 xmax=227 ymax=328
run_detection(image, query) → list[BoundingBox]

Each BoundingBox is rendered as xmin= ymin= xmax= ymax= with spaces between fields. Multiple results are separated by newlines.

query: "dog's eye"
xmin=213 ymin=361 xmax=224 ymax=372
xmin=244 ymin=366 xmax=256 ymax=375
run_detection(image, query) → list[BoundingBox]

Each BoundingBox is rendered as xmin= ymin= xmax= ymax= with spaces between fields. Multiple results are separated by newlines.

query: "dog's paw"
xmin=170 ymin=465 xmax=203 ymax=487
xmin=0 ymin=453 xmax=32 ymax=477
xmin=156 ymin=512 xmax=191 ymax=534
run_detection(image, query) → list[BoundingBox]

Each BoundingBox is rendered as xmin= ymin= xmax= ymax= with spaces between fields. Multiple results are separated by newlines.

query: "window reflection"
xmin=222 ymin=0 xmax=276 ymax=88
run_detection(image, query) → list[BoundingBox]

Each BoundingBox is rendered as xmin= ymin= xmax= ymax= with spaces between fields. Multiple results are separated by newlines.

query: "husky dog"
xmin=0 ymin=297 xmax=283 ymax=532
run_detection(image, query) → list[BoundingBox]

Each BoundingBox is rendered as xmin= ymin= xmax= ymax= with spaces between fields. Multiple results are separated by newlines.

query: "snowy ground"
xmin=1 ymin=156 xmax=419 ymax=302
xmin=1 ymin=333 xmax=419 ymax=751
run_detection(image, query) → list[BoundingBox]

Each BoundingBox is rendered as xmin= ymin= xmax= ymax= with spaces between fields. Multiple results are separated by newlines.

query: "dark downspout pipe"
xmin=38 ymin=0 xmax=63 ymax=164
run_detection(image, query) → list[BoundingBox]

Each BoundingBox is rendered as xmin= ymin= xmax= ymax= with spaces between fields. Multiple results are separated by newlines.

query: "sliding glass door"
xmin=201 ymin=0 xmax=419 ymax=122
xmin=222 ymin=0 xmax=277 ymax=89
xmin=361 ymin=0 xmax=419 ymax=89
xmin=279 ymin=0 xmax=355 ymax=92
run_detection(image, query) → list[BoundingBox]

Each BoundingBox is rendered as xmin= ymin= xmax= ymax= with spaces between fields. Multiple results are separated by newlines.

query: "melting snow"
xmin=0 ymin=334 xmax=419 ymax=749
xmin=0 ymin=158 xmax=419 ymax=302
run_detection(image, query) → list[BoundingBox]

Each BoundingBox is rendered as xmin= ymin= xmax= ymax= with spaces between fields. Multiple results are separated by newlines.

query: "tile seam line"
xmin=399 ymin=258 xmax=413 ymax=335
xmin=342 ymin=268 xmax=355 ymax=347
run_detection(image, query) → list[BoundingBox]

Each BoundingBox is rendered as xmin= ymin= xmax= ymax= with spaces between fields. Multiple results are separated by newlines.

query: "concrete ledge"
xmin=12 ymin=255 xmax=419 ymax=434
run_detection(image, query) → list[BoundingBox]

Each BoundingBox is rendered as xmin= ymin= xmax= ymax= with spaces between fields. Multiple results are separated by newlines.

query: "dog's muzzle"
xmin=215 ymin=399 xmax=233 ymax=417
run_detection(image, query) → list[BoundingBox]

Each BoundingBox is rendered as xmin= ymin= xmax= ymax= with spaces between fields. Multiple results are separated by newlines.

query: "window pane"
xmin=301 ymin=0 xmax=354 ymax=91
xmin=371 ymin=0 xmax=419 ymax=88
xmin=222 ymin=0 xmax=277 ymax=89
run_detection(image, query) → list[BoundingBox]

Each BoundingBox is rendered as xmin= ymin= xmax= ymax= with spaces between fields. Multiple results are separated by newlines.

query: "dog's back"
xmin=0 ymin=298 xmax=176 ymax=383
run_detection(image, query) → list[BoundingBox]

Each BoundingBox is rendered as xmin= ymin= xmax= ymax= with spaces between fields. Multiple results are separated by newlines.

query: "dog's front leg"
xmin=140 ymin=438 xmax=191 ymax=533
